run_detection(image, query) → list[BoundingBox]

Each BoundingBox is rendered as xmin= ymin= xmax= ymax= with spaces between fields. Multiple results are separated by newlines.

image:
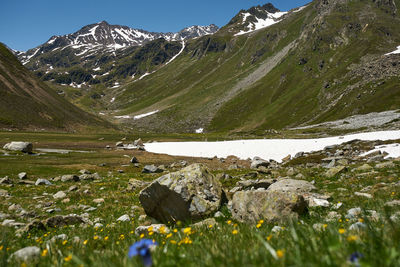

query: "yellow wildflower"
xmin=62 ymin=240 xmax=67 ymax=245
xmin=276 ymin=250 xmax=284 ymax=258
xmin=358 ymin=218 xmax=364 ymax=223
xmin=140 ymin=234 xmax=145 ymax=239
xmin=0 ymin=245 xmax=3 ymax=251
xmin=208 ymin=224 xmax=213 ymax=228
xmin=94 ymin=236 xmax=99 ymax=240
xmin=170 ymin=240 xmax=177 ymax=244
xmin=104 ymin=236 xmax=109 ymax=241
xmin=232 ymin=229 xmax=238 ymax=235
xmin=130 ymin=231 xmax=134 ymax=234
xmin=338 ymin=228 xmax=346 ymax=234
xmin=159 ymin=226 xmax=167 ymax=234
xmin=119 ymin=234 xmax=125 ymax=240
xmin=267 ymin=235 xmax=272 ymax=241
xmin=256 ymin=223 xmax=262 ymax=229
xmin=183 ymin=227 xmax=192 ymax=235
xmin=258 ymin=219 xmax=264 ymax=224
xmin=227 ymin=220 xmax=232 ymax=225
xmin=166 ymin=233 xmax=173 ymax=239
xmin=41 ymin=249 xmax=48 ymax=257
xmin=148 ymin=232 xmax=154 ymax=236
xmin=347 ymin=235 xmax=359 ymax=242
xmin=147 ymin=226 xmax=154 ymax=232
xmin=64 ymin=255 xmax=72 ymax=262
xmin=173 ymin=229 xmax=178 ymax=233
xmin=323 ymin=224 xmax=328 ymax=229
xmin=83 ymin=240 xmax=88 ymax=245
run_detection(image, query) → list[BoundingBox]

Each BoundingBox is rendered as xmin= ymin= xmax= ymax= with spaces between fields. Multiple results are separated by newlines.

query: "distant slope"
xmin=0 ymin=43 xmax=113 ymax=131
xmin=106 ymin=0 xmax=400 ymax=134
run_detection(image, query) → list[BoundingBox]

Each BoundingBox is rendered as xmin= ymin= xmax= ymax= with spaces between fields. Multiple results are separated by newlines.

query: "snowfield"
xmin=385 ymin=45 xmax=400 ymax=55
xmin=145 ymin=130 xmax=400 ymax=162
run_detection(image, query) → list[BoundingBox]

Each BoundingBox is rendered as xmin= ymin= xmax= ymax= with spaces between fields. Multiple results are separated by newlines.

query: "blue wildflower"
xmin=129 ymin=239 xmax=157 ymax=267
xmin=349 ymin=252 xmax=363 ymax=267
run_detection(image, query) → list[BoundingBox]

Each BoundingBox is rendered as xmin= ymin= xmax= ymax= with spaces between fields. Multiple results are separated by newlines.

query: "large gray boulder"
xmin=3 ymin=142 xmax=33 ymax=153
xmin=231 ymin=190 xmax=307 ymax=223
xmin=139 ymin=164 xmax=223 ymax=223
xmin=250 ymin=157 xmax=270 ymax=169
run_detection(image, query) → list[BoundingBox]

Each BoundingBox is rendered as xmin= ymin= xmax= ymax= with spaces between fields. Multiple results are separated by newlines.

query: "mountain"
xmin=100 ymin=0 xmax=400 ymax=134
xmin=17 ymin=21 xmax=218 ymax=88
xmin=0 ymin=43 xmax=113 ymax=131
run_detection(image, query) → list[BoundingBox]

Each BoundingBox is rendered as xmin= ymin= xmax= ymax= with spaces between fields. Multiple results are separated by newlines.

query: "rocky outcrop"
xmin=139 ymin=164 xmax=223 ymax=223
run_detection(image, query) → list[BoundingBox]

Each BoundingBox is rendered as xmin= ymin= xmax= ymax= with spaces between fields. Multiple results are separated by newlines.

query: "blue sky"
xmin=0 ymin=0 xmax=310 ymax=51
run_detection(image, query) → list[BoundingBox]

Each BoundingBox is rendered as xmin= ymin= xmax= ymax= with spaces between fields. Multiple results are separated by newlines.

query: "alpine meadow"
xmin=1 ymin=0 xmax=400 ymax=266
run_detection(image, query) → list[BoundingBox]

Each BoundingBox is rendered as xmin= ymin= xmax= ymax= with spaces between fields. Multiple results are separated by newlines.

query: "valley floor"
xmin=0 ymin=131 xmax=399 ymax=266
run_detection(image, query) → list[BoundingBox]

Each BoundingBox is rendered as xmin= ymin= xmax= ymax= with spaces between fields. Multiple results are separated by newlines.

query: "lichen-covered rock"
xmin=230 ymin=190 xmax=307 ymax=224
xmin=9 ymin=246 xmax=40 ymax=263
xmin=139 ymin=164 xmax=223 ymax=223
xmin=45 ymin=214 xmax=84 ymax=228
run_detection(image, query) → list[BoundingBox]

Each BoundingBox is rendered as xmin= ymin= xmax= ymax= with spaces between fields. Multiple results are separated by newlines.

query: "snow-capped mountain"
xmin=224 ymin=3 xmax=297 ymax=35
xmin=19 ymin=21 xmax=218 ymax=65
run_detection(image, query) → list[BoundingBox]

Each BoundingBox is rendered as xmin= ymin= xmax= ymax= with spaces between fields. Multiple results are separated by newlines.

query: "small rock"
xmin=250 ymin=157 xmax=270 ymax=169
xmin=135 ymin=224 xmax=169 ymax=236
xmin=346 ymin=207 xmax=362 ymax=219
xmin=214 ymin=211 xmax=225 ymax=218
xmin=271 ymin=226 xmax=284 ymax=233
xmin=61 ymin=175 xmax=79 ymax=182
xmin=325 ymin=166 xmax=347 ymax=178
xmin=94 ymin=223 xmax=104 ymax=228
xmin=354 ymin=192 xmax=372 ymax=199
xmin=0 ymin=176 xmax=12 ymax=184
xmin=142 ymin=165 xmax=163 ymax=174
xmin=116 ymin=214 xmax=130 ymax=222
xmin=35 ymin=179 xmax=52 ymax=186
xmin=10 ymin=246 xmax=40 ymax=263
xmin=79 ymin=169 xmax=91 ymax=175
xmin=130 ymin=156 xmax=139 ymax=164
xmin=68 ymin=185 xmax=78 ymax=192
xmin=375 ymin=161 xmax=395 ymax=169
xmin=45 ymin=215 xmax=84 ymax=228
xmin=18 ymin=172 xmax=28 ymax=180
xmin=326 ymin=211 xmax=341 ymax=222
xmin=355 ymin=164 xmax=373 ymax=172
xmin=53 ymin=191 xmax=67 ymax=199
xmin=349 ymin=222 xmax=367 ymax=232
xmin=192 ymin=218 xmax=217 ymax=228
xmin=50 ymin=234 xmax=68 ymax=243
xmin=384 ymin=200 xmax=400 ymax=207
xmin=93 ymin=198 xmax=105 ymax=204
xmin=116 ymin=141 xmax=124 ymax=147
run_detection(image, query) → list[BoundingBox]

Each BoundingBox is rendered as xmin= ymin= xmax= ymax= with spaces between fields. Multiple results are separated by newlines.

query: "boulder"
xmin=116 ymin=214 xmax=130 ymax=222
xmin=250 ymin=157 xmax=270 ymax=169
xmin=230 ymin=190 xmax=307 ymax=224
xmin=0 ymin=176 xmax=12 ymax=184
xmin=0 ymin=189 xmax=10 ymax=197
xmin=142 ymin=165 xmax=163 ymax=174
xmin=79 ymin=173 xmax=102 ymax=181
xmin=267 ymin=179 xmax=316 ymax=194
xmin=139 ymin=164 xmax=223 ymax=223
xmin=127 ymin=179 xmax=149 ymax=191
xmin=3 ymin=142 xmax=33 ymax=153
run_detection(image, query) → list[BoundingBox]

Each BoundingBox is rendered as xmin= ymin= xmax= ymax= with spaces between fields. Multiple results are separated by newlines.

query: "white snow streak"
xmin=165 ymin=41 xmax=185 ymax=65
xmin=361 ymin=143 xmax=400 ymax=159
xmin=385 ymin=45 xmax=400 ymax=55
xmin=134 ymin=110 xmax=159 ymax=120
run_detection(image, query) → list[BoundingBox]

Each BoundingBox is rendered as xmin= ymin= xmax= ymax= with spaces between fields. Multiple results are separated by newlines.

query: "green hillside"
xmin=107 ymin=0 xmax=400 ymax=133
xmin=0 ymin=43 xmax=114 ymax=132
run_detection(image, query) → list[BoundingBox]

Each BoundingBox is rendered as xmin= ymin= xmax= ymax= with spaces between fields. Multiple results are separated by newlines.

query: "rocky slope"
xmin=0 ymin=43 xmax=113 ymax=131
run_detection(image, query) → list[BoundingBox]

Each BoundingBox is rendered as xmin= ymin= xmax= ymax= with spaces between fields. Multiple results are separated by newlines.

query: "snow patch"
xmin=93 ymin=67 xmax=101 ymax=71
xmin=114 ymin=115 xmax=131 ymax=119
xmin=195 ymin=128 xmax=204 ymax=134
xmin=110 ymin=97 xmax=115 ymax=103
xmin=145 ymin=130 xmax=400 ymax=162
xmin=385 ymin=45 xmax=400 ymax=55
xmin=134 ymin=110 xmax=159 ymax=120
xmin=235 ymin=11 xmax=287 ymax=36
